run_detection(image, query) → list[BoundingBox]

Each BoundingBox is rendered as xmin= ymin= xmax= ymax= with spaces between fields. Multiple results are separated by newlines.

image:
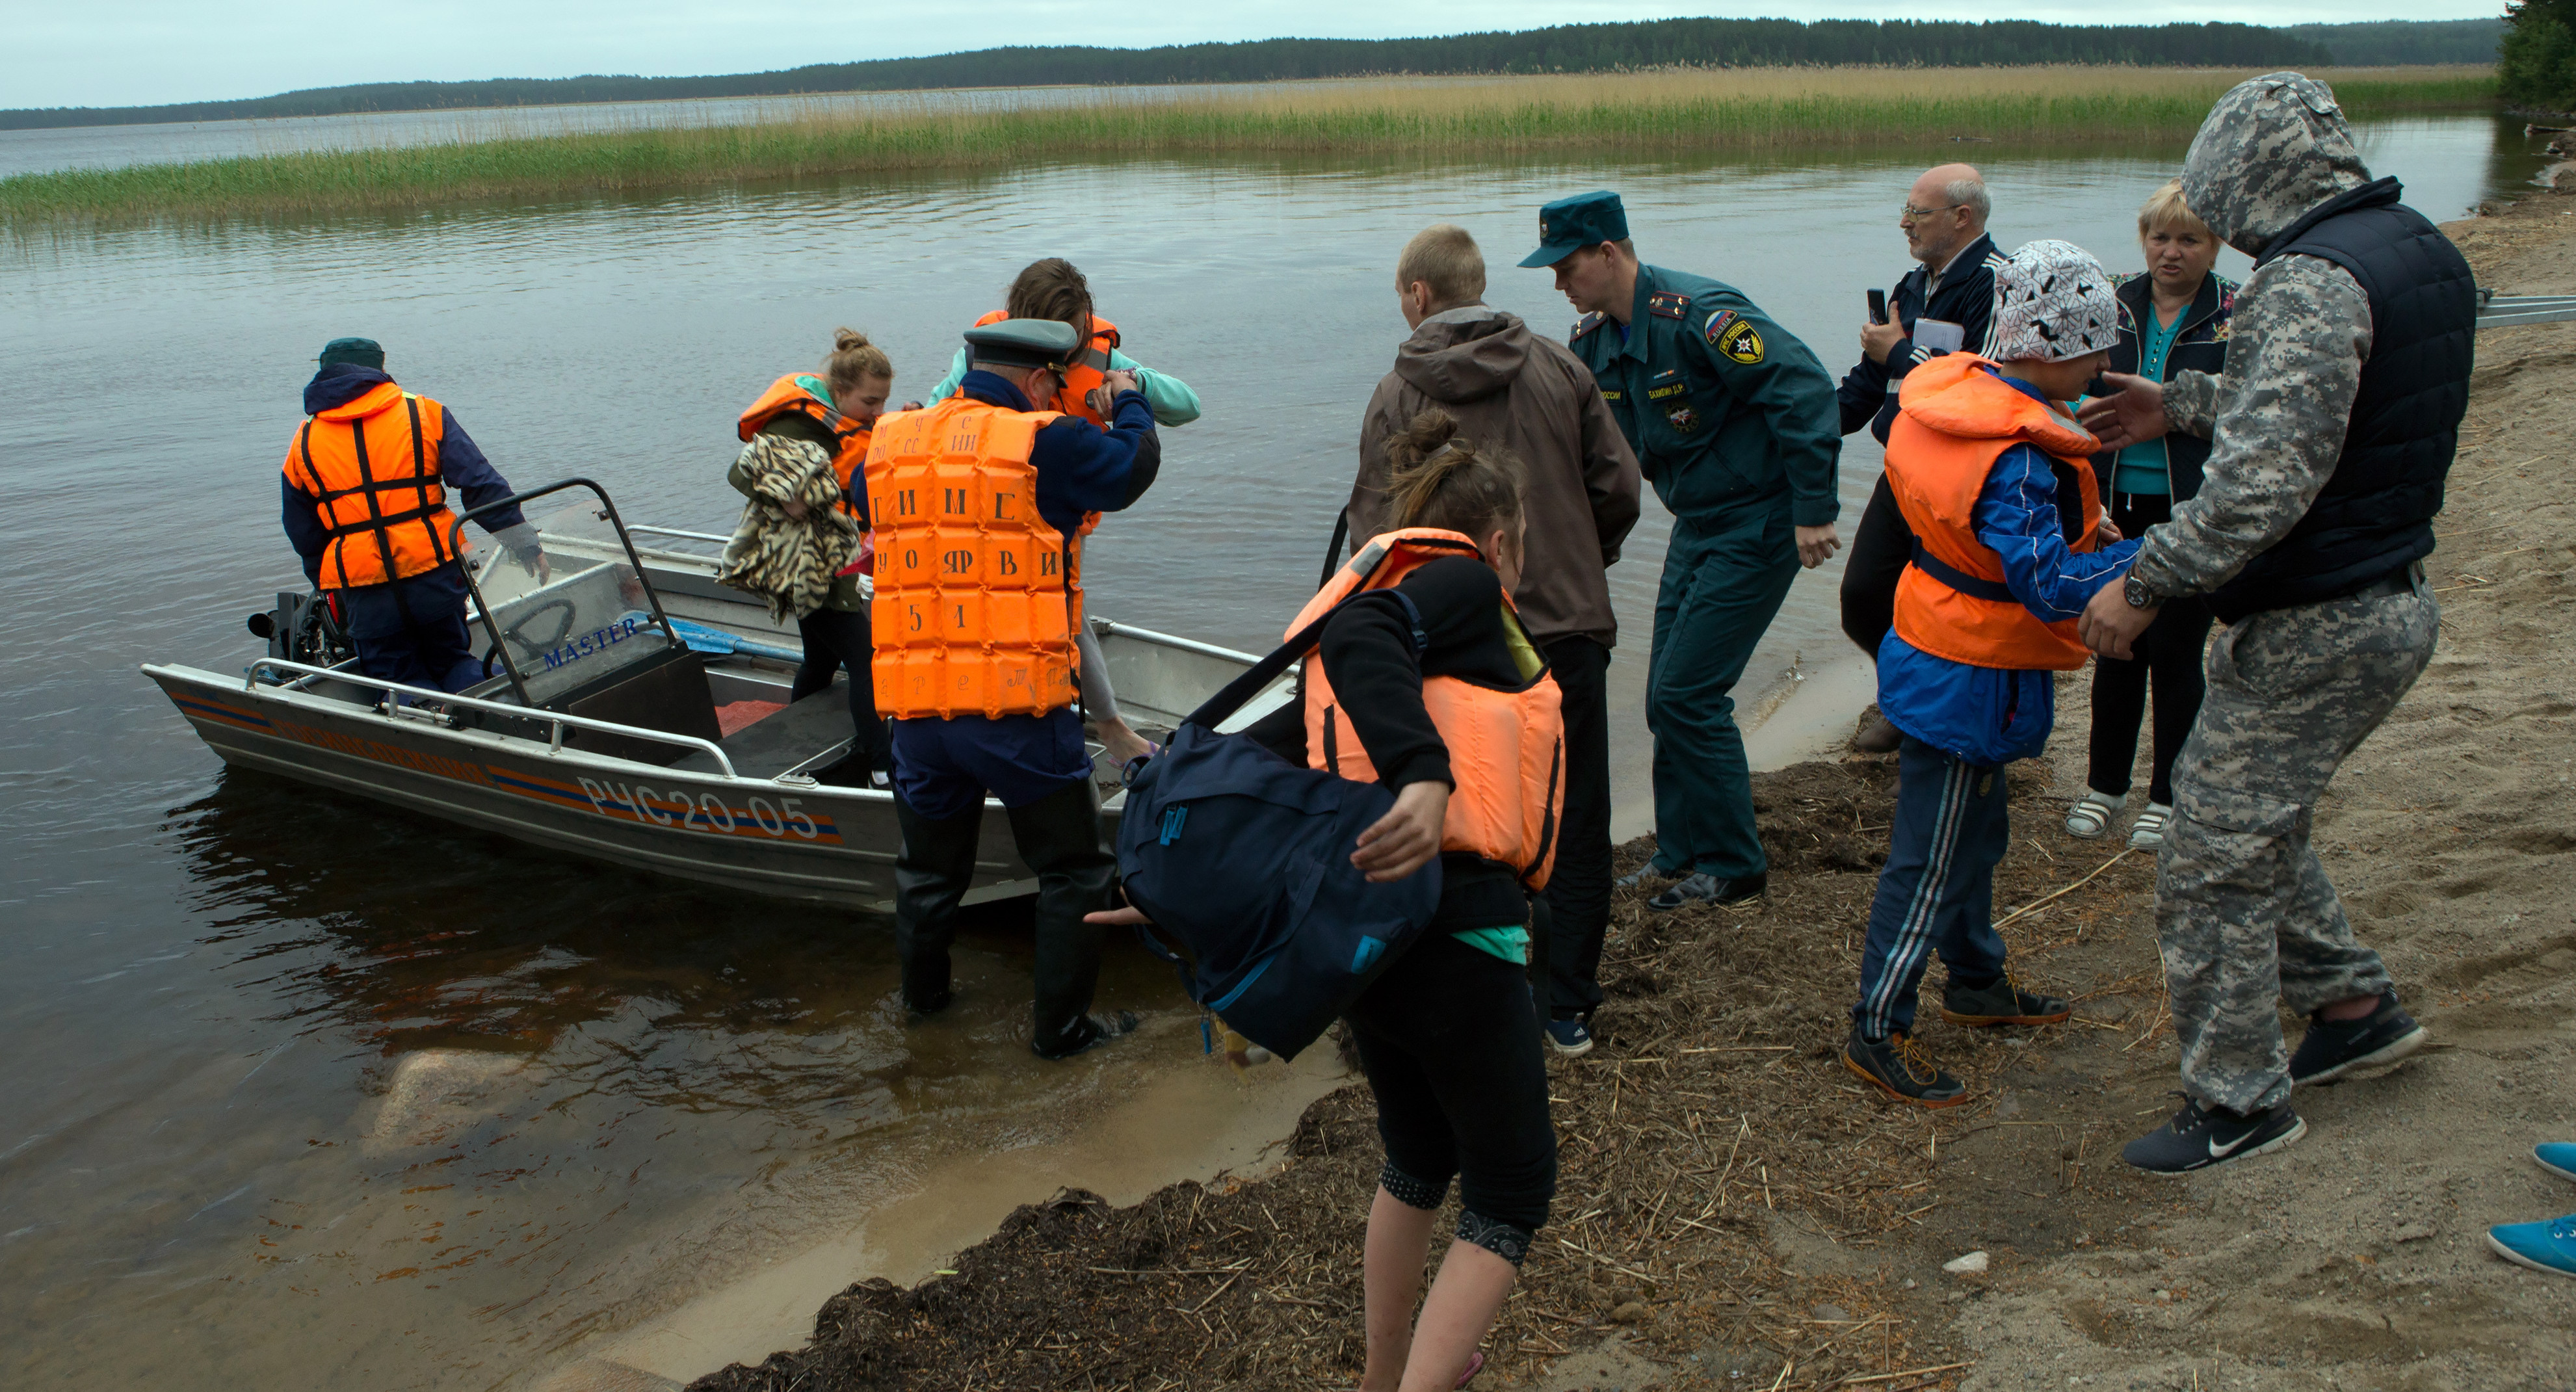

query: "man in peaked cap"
xmin=864 ymin=316 xmax=1163 ymax=1060
xmin=1524 ymin=190 xmax=1843 ymax=921
xmin=2077 ymin=73 xmax=2473 ymax=1174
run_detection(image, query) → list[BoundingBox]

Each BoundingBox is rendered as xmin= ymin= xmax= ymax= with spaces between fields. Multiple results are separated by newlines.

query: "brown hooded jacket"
xmin=1353 ymin=306 xmax=1642 ymax=648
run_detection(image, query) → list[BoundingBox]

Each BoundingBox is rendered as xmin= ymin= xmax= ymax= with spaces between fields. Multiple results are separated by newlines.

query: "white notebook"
xmin=1913 ymin=319 xmax=1966 ymax=354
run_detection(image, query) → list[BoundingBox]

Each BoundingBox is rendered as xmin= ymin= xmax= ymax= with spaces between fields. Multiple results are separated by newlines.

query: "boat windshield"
xmin=466 ymin=501 xmax=677 ymax=707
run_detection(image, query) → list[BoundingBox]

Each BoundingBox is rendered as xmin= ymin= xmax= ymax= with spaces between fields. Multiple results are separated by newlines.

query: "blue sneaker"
xmin=2488 ymin=1215 xmax=2576 ymax=1278
xmin=1544 ymin=1017 xmax=1594 ymax=1057
xmin=2538 ymin=1143 xmax=2576 ymax=1183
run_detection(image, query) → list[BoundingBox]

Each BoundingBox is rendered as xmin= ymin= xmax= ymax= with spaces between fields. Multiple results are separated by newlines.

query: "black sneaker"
xmin=1843 ymin=1026 xmax=1969 ymax=1108
xmin=2289 ymin=990 xmax=2428 ymax=1086
xmin=1034 ymin=1010 xmax=1140 ymax=1060
xmin=2122 ymin=1095 xmax=2305 ymax=1176
xmin=1647 ymin=871 xmax=1766 ymax=912
xmin=1940 ymin=974 xmax=2072 ymax=1027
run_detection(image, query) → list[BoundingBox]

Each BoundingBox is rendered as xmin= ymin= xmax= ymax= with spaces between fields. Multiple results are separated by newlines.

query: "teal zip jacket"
xmin=1569 ymin=264 xmax=1841 ymax=527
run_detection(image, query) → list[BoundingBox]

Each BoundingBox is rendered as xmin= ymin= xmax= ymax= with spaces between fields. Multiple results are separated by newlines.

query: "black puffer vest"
xmin=2092 ymin=270 xmax=2235 ymax=505
xmin=2205 ymin=178 xmax=2475 ymax=624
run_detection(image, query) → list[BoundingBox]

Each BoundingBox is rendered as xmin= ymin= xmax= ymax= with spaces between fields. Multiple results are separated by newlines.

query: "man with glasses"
xmin=1835 ymin=165 xmax=2004 ymax=751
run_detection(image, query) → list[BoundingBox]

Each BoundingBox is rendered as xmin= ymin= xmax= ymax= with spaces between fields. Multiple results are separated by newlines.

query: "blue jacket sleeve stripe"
xmin=1970 ymin=443 xmax=2138 ymax=620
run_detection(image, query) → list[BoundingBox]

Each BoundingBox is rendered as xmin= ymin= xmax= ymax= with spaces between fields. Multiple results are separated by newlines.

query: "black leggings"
xmin=794 ymin=606 xmax=892 ymax=771
xmin=1839 ymin=473 xmax=1915 ymax=662
xmin=2086 ymin=492 xmax=2215 ymax=806
xmin=1345 ymin=932 xmax=1556 ymax=1265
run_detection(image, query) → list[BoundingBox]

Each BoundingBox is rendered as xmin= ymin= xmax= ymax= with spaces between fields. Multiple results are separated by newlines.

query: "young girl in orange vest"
xmin=1841 ymin=242 xmax=2142 ymax=1108
xmin=927 ymin=259 xmax=1203 ymax=774
xmin=727 ymin=328 xmax=897 ymax=782
xmin=1250 ymin=410 xmax=1560 ymax=1391
xmin=1094 ymin=409 xmax=1557 ymax=1387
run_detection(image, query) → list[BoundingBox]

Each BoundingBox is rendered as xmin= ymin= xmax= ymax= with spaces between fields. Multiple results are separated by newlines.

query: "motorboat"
xmin=143 ymin=480 xmax=1285 ymax=909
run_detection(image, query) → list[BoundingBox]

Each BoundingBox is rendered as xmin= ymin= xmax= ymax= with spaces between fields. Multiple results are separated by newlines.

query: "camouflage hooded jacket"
xmin=2128 ymin=73 xmax=2387 ymax=600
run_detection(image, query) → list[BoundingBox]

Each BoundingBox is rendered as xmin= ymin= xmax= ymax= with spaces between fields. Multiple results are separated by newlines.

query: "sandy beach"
xmin=661 ymin=192 xmax=2575 ymax=1392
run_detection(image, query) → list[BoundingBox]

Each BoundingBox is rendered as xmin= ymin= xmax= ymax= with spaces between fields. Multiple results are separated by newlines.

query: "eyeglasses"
xmin=1900 ymin=204 xmax=1965 ymax=222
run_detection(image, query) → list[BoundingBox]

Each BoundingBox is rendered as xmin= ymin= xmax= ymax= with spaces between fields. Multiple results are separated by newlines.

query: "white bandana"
xmin=1988 ymin=239 xmax=2120 ymax=363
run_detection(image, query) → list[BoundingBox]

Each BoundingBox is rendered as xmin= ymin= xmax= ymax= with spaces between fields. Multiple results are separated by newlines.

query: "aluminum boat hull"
xmin=150 ymin=521 xmax=1283 ymax=910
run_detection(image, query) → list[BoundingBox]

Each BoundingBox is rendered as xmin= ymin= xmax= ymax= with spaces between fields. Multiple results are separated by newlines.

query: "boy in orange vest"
xmin=1842 ymin=241 xmax=2142 ymax=1107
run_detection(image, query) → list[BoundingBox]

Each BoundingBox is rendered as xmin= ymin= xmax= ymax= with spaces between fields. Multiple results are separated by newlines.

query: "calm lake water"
xmin=0 ymin=111 xmax=2537 ymax=1389
xmin=0 ymin=78 xmax=1534 ymax=180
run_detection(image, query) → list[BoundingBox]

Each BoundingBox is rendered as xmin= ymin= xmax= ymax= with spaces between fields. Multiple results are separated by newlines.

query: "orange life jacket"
xmin=740 ymin=373 xmax=873 ymax=571
xmin=1286 ymin=529 xmax=1566 ymax=890
xmin=971 ymin=308 xmax=1122 ymax=427
xmin=863 ymin=393 xmax=1079 ymax=720
xmin=1884 ymin=354 xmax=2106 ymax=672
xmin=971 ymin=309 xmax=1122 ymax=540
xmin=281 ymin=382 xmax=462 ymax=590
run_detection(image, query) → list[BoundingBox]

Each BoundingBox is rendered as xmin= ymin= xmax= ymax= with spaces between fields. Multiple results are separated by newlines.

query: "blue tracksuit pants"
xmin=1850 ymin=736 xmax=2013 ymax=1040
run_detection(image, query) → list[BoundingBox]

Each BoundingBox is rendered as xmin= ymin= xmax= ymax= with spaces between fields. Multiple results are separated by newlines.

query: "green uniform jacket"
xmin=1569 ymin=264 xmax=1841 ymax=527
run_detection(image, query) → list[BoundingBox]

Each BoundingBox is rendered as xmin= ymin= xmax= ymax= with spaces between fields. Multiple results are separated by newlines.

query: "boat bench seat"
xmin=667 ymin=681 xmax=854 ymax=780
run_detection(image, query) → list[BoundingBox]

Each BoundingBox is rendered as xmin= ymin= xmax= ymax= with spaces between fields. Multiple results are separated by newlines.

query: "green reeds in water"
xmin=1 ymin=67 xmax=2497 ymax=223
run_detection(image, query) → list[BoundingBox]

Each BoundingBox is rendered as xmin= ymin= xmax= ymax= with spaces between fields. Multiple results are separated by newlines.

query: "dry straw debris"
xmin=689 ymin=759 xmax=2175 ymax=1392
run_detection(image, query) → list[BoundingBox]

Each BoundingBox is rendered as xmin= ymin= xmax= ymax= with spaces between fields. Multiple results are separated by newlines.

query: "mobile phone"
xmin=1867 ymin=289 xmax=1888 ymax=323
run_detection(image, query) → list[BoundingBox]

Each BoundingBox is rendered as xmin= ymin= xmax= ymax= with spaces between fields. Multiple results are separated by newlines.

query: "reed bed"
xmin=1 ymin=66 xmax=2495 ymax=224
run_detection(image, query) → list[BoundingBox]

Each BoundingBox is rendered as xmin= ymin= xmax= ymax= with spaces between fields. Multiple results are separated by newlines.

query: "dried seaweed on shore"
xmin=691 ymin=758 xmax=2159 ymax=1392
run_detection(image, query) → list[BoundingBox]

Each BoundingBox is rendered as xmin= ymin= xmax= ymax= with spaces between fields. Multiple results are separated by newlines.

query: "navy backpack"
xmin=1116 ymin=592 xmax=1441 ymax=1060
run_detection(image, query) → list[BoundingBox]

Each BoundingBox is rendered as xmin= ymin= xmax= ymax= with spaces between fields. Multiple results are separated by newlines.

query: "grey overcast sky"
xmin=1 ymin=2 xmax=2506 ymax=111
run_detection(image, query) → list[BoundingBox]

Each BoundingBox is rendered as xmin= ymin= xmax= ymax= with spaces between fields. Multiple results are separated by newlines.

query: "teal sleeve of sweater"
xmin=927 ymin=347 xmax=970 ymax=404
xmin=1107 ymin=348 xmax=1203 ymax=426
xmin=929 ymin=345 xmax=1202 ymax=427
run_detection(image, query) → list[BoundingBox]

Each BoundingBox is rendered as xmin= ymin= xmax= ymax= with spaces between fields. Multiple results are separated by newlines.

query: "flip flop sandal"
xmin=2127 ymin=803 xmax=2173 ymax=850
xmin=2064 ymin=789 xmax=2125 ymax=840
xmin=1455 ymin=1350 xmax=1486 ymax=1387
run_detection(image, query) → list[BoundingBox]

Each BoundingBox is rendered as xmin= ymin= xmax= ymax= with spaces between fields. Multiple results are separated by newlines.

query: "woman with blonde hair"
xmin=1256 ymin=409 xmax=1558 ymax=1390
xmin=2067 ymin=181 xmax=2236 ymax=849
xmin=724 ymin=328 xmax=897 ymax=783
xmin=1094 ymin=406 xmax=1559 ymax=1387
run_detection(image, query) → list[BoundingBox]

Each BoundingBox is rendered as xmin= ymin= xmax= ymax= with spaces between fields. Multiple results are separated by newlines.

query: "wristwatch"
xmin=2123 ymin=572 xmax=2161 ymax=609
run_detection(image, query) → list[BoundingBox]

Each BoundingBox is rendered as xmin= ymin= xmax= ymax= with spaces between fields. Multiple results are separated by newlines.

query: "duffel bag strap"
xmin=1181 ymin=588 xmax=1426 ymax=733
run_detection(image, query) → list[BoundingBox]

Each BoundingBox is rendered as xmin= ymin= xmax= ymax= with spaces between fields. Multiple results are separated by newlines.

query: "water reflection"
xmin=171 ymin=767 xmax=1181 ymax=1099
xmin=0 ymin=771 xmax=1196 ymax=1388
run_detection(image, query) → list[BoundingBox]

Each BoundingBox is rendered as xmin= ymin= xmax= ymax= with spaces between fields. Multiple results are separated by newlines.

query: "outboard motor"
xmin=246 ymin=590 xmax=355 ymax=669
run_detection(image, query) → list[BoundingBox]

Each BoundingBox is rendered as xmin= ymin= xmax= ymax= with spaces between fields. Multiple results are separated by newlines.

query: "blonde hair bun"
xmin=822 ymin=327 xmax=893 ymax=392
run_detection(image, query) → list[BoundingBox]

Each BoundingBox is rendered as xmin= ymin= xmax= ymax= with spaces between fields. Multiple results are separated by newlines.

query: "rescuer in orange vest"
xmin=1839 ymin=242 xmax=2142 ymax=1109
xmin=728 ymin=328 xmax=896 ymax=784
xmin=1097 ymin=408 xmax=1563 ymax=1391
xmin=869 ymin=317 xmax=1163 ymax=1060
xmin=926 ymin=259 xmax=1203 ymax=773
xmin=279 ymin=337 xmax=547 ymax=694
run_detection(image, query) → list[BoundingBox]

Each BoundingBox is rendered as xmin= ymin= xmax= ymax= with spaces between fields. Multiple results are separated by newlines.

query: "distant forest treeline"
xmin=2 ymin=17 xmax=2503 ymax=133
xmin=2289 ymin=19 xmax=2504 ymax=67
